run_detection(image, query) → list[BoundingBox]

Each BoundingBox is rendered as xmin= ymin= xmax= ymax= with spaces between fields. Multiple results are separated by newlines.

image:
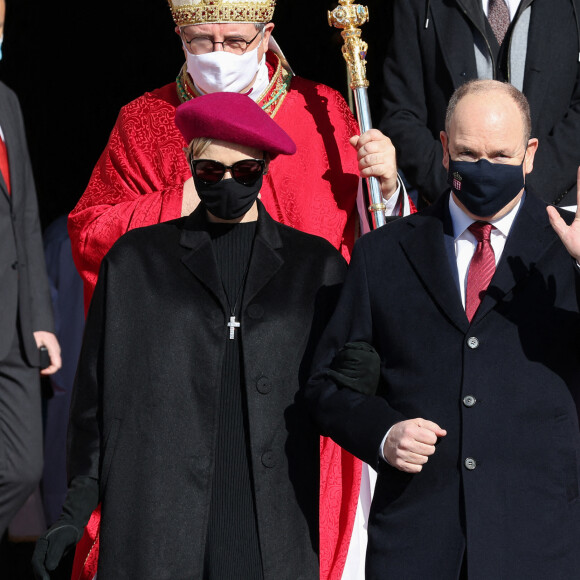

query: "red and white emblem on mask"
xmin=453 ymin=172 xmax=462 ymax=191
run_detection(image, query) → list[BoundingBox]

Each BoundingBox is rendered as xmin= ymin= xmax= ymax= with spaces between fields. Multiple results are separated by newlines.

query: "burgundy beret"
xmin=175 ymin=92 xmax=296 ymax=156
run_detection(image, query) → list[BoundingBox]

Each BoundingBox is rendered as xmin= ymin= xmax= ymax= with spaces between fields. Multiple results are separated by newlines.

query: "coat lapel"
xmin=431 ymin=1 xmax=482 ymax=87
xmin=242 ymin=202 xmax=284 ymax=309
xmin=471 ymin=193 xmax=556 ymax=323
xmin=179 ymin=206 xmax=228 ymax=310
xmin=0 ymin=171 xmax=9 ymax=203
xmin=178 ymin=202 xmax=284 ymax=313
xmin=0 ymin=103 xmax=12 ymax=203
xmin=400 ymin=197 xmax=470 ymax=333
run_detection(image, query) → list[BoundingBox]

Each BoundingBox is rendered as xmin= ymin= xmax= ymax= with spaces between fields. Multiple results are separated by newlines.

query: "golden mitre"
xmin=168 ymin=0 xmax=276 ymax=27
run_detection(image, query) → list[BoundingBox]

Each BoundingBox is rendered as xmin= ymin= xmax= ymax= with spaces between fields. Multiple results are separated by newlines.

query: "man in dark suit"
xmin=0 ymin=0 xmax=61 ymax=540
xmin=308 ymin=79 xmax=580 ymax=579
xmin=381 ymin=0 xmax=580 ymax=208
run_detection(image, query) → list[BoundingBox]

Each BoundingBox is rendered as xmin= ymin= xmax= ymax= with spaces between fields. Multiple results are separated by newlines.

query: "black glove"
xmin=326 ymin=341 xmax=381 ymax=396
xmin=32 ymin=475 xmax=99 ymax=579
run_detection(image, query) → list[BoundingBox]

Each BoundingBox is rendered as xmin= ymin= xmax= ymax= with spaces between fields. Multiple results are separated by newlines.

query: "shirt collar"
xmin=449 ymin=191 xmax=525 ymax=240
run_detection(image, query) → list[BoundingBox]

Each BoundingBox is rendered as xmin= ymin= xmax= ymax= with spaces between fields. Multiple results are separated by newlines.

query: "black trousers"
xmin=0 ymin=327 xmax=43 ymax=537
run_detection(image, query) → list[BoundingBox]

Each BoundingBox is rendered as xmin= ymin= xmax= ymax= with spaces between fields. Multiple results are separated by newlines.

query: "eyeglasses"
xmin=181 ymin=30 xmax=262 ymax=56
xmin=190 ymin=158 xmax=266 ymax=186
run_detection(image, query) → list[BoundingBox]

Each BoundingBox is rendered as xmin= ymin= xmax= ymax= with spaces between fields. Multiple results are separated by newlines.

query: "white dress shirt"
xmin=449 ymin=193 xmax=523 ymax=306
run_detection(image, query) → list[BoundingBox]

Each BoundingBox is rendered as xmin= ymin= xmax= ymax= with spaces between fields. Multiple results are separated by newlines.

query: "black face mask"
xmin=447 ymin=157 xmax=525 ymax=217
xmin=194 ymin=175 xmax=262 ymax=220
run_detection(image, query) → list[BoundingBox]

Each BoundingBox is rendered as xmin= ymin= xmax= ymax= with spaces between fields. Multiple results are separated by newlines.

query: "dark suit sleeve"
xmin=305 ymin=239 xmax=407 ymax=470
xmin=380 ymin=0 xmax=449 ymax=203
xmin=14 ymin=91 xmax=54 ymax=333
xmin=526 ymin=66 xmax=580 ymax=205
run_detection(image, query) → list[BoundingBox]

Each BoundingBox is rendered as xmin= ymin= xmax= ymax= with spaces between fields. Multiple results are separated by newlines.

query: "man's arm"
xmin=526 ymin=66 xmax=580 ymax=205
xmin=379 ymin=0 xmax=449 ymax=203
xmin=306 ymin=239 xmax=409 ymax=468
xmin=15 ymin=91 xmax=55 ymax=333
xmin=319 ymin=339 xmax=446 ymax=473
xmin=10 ymin=89 xmax=63 ymax=374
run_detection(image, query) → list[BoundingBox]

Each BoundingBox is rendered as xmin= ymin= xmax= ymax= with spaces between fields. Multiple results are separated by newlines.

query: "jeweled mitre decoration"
xmin=168 ymin=0 xmax=276 ymax=26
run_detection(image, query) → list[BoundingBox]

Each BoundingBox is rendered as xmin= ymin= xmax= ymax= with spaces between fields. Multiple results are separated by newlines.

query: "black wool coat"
xmin=67 ymin=202 xmax=346 ymax=580
xmin=307 ymin=193 xmax=580 ymax=580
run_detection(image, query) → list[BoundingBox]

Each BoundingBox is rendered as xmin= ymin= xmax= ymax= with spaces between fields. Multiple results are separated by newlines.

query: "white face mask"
xmin=184 ymin=44 xmax=262 ymax=95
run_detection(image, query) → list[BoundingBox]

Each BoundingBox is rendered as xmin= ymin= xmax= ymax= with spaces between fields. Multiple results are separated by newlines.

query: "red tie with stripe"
xmin=0 ymin=136 xmax=11 ymax=194
xmin=465 ymin=221 xmax=496 ymax=321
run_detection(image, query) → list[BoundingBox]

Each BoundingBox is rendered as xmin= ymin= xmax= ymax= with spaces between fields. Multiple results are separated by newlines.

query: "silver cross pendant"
xmin=227 ymin=315 xmax=240 ymax=340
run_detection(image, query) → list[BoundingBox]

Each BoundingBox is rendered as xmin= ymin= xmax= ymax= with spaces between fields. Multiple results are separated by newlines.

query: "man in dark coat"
xmin=381 ymin=0 xmax=580 ymax=208
xmin=33 ymin=93 xmax=346 ymax=579
xmin=0 ymin=0 xmax=61 ymax=539
xmin=307 ymin=80 xmax=580 ymax=579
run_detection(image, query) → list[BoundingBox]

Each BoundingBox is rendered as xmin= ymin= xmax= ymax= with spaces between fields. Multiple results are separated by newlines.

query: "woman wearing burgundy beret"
xmin=33 ymin=92 xmax=346 ymax=580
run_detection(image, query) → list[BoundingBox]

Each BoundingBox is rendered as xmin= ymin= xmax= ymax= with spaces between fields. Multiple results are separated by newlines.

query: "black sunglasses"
xmin=190 ymin=158 xmax=266 ymax=186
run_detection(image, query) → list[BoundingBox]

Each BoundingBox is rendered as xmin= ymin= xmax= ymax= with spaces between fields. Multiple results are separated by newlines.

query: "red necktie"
xmin=0 ymin=136 xmax=11 ymax=194
xmin=465 ymin=221 xmax=496 ymax=321
xmin=488 ymin=0 xmax=511 ymax=45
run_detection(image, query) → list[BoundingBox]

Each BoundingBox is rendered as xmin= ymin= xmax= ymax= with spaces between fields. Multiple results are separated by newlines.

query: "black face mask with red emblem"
xmin=447 ymin=157 xmax=525 ymax=216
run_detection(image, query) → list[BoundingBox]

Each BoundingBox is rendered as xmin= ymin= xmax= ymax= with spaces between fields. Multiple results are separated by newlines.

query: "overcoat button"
xmin=463 ymin=395 xmax=476 ymax=407
xmin=467 ymin=336 xmax=479 ymax=349
xmin=247 ymin=304 xmax=264 ymax=319
xmin=11 ymin=261 xmax=18 ymax=270
xmin=261 ymin=451 xmax=276 ymax=468
xmin=464 ymin=457 xmax=477 ymax=470
xmin=256 ymin=376 xmax=272 ymax=394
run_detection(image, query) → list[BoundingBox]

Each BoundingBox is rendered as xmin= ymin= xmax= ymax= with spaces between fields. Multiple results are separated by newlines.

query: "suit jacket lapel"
xmin=0 ymin=171 xmax=9 ymax=202
xmin=179 ymin=207 xmax=228 ymax=311
xmin=0 ymin=104 xmax=11 ymax=203
xmin=242 ymin=202 xmax=283 ymax=309
xmin=431 ymin=1 xmax=481 ymax=87
xmin=472 ymin=193 xmax=556 ymax=323
xmin=400 ymin=196 xmax=470 ymax=333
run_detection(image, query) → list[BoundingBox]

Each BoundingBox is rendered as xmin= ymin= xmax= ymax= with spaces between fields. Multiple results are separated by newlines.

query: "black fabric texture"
xmin=326 ymin=341 xmax=381 ymax=396
xmin=203 ymin=220 xmax=263 ymax=579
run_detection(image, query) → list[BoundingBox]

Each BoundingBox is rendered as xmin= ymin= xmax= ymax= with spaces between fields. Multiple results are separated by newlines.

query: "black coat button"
xmin=261 ymin=451 xmax=276 ymax=468
xmin=256 ymin=376 xmax=272 ymax=394
xmin=11 ymin=261 xmax=18 ymax=270
xmin=247 ymin=304 xmax=264 ymax=319
xmin=463 ymin=395 xmax=476 ymax=407
xmin=464 ymin=457 xmax=477 ymax=470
